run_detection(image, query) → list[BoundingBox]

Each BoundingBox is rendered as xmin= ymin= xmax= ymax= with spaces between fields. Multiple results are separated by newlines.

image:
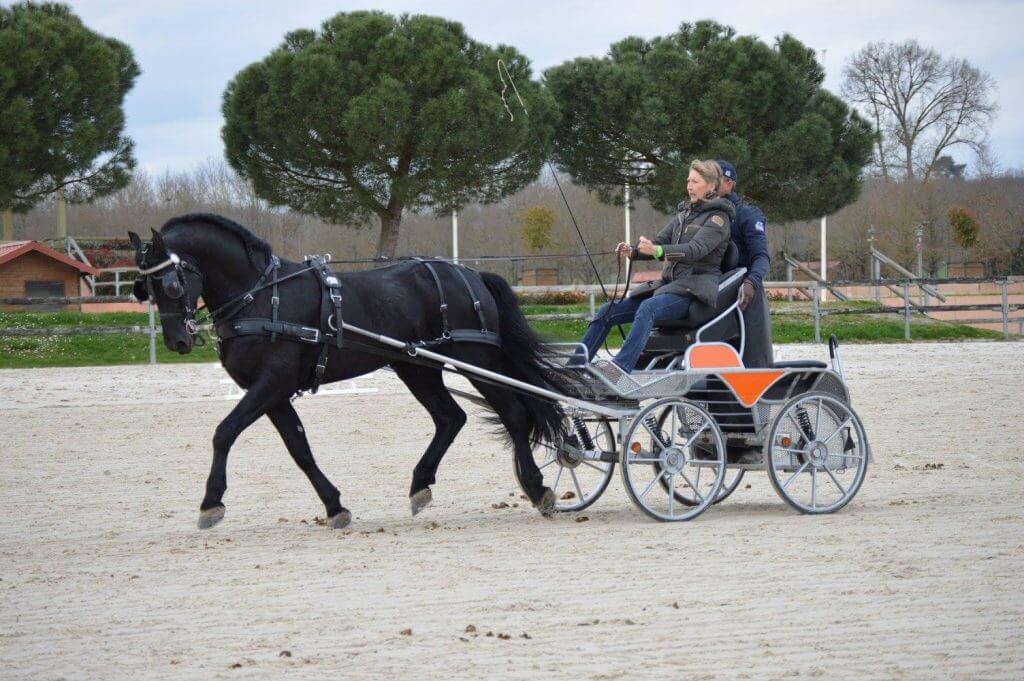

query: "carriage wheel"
xmin=521 ymin=417 xmax=616 ymax=512
xmin=654 ymin=408 xmax=746 ymax=506
xmin=765 ymin=391 xmax=869 ymax=514
xmin=620 ymin=398 xmax=726 ymax=522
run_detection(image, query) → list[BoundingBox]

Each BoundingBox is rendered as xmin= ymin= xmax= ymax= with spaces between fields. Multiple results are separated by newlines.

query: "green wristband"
xmin=655 ymin=245 xmax=664 ymax=260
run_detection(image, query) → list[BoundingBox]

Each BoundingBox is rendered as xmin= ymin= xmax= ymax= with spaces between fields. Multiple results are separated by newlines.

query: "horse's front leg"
xmin=266 ymin=401 xmax=350 ymax=529
xmin=198 ymin=377 xmax=282 ymax=529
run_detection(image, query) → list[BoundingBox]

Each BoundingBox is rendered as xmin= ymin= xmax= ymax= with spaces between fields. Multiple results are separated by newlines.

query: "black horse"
xmin=129 ymin=214 xmax=566 ymax=529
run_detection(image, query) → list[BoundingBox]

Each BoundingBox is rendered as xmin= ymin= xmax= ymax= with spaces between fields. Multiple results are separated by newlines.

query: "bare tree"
xmin=842 ymin=40 xmax=997 ymax=182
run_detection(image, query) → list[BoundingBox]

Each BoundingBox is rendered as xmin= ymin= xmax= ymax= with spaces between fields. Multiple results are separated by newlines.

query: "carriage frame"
xmin=340 ymin=279 xmax=870 ymax=522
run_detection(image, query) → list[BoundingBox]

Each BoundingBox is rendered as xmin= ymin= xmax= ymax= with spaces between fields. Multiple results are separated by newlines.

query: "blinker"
xmin=161 ymin=271 xmax=184 ymax=299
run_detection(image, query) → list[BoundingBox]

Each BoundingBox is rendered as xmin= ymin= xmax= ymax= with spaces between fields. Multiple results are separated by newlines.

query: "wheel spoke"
xmin=552 ymin=465 xmax=563 ymax=495
xmin=787 ymin=412 xmax=804 ymax=437
xmin=823 ymin=417 xmax=853 ymax=444
xmin=823 ymin=464 xmax=847 ymax=496
xmin=781 ymin=461 xmax=810 ymax=491
xmin=682 ymin=421 xmax=711 ymax=450
xmin=815 ymin=398 xmax=823 ymax=438
xmin=678 ymin=470 xmax=705 ymax=504
xmin=694 ymin=464 xmax=702 ymax=494
xmin=670 ymin=406 xmax=678 ymax=446
xmin=776 ymin=447 xmax=809 ymax=455
xmin=539 ymin=457 xmax=558 ymax=470
xmin=668 ymin=474 xmax=676 ymax=516
xmin=570 ymin=467 xmax=585 ymax=502
xmin=640 ymin=468 xmax=667 ymax=498
xmin=811 ymin=466 xmax=817 ymax=509
xmin=629 ymin=457 xmax=661 ymax=463
xmin=641 ymin=420 xmax=668 ymax=450
xmin=581 ymin=460 xmax=609 ymax=473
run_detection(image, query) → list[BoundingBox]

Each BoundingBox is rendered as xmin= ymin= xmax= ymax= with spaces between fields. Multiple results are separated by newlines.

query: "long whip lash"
xmin=497 ymin=59 xmax=628 ymax=340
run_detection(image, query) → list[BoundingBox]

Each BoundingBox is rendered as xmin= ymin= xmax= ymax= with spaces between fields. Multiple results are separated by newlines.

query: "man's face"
xmin=719 ymin=178 xmax=736 ymax=195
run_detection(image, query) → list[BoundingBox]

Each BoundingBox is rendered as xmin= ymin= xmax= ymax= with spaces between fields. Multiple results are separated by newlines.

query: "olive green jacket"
xmin=633 ymin=196 xmax=735 ymax=306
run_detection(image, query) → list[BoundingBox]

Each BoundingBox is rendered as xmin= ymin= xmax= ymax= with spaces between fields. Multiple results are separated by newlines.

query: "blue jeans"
xmin=578 ymin=293 xmax=692 ymax=371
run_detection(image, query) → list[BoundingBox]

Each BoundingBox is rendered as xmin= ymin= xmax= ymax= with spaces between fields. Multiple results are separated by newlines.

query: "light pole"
xmin=624 ymin=182 xmax=631 ymax=245
xmin=916 ymin=224 xmax=926 ymax=305
xmin=820 ymin=215 xmax=828 ymax=302
xmin=818 ymin=48 xmax=828 ymax=303
xmin=451 ymin=208 xmax=459 ymax=264
xmin=867 ymin=225 xmax=879 ymax=303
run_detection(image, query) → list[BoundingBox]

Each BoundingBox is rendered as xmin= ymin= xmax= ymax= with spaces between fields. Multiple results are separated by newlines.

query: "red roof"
xmin=0 ymin=240 xmax=102 ymax=276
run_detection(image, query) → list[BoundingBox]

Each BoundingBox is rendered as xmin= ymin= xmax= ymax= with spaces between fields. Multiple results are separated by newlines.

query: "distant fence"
xmin=515 ymin=277 xmax=1022 ymax=341
xmin=0 ymin=277 xmax=1019 ymax=365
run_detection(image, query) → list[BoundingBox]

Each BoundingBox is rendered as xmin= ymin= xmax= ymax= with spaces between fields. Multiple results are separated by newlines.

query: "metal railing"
xmin=1 ymin=277 xmax=1019 ymax=367
xmin=786 ymin=278 xmax=1019 ymax=342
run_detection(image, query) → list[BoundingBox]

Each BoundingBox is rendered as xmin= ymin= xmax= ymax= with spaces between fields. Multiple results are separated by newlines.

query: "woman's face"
xmin=686 ymin=169 xmax=715 ymax=201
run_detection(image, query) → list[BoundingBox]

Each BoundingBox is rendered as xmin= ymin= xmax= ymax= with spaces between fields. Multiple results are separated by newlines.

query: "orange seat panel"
xmin=719 ymin=371 xmax=785 ymax=407
xmin=687 ymin=344 xmax=743 ymax=369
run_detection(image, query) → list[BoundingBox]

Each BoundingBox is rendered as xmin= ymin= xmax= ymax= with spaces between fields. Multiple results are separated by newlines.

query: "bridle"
xmin=137 ymin=247 xmax=204 ymax=338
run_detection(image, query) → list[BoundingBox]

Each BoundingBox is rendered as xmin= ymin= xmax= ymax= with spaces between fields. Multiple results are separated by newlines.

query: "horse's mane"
xmin=160 ymin=213 xmax=272 ymax=269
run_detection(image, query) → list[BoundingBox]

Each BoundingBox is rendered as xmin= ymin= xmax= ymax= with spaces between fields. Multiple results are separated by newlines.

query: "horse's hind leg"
xmin=392 ymin=362 xmax=467 ymax=516
xmin=266 ymin=401 xmax=350 ymax=529
xmin=469 ymin=380 xmax=555 ymax=516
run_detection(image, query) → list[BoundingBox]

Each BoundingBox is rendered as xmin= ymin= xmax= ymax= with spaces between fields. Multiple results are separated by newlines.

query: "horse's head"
xmin=129 ymin=229 xmax=204 ymax=354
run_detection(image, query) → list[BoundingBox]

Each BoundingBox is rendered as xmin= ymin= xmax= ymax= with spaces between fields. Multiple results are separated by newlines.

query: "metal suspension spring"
xmin=572 ymin=416 xmax=596 ymax=450
xmin=795 ymin=405 xmax=815 ymax=441
xmin=644 ymin=414 xmax=666 ymax=450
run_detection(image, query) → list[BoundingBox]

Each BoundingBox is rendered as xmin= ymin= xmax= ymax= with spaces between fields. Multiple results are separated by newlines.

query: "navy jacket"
xmin=724 ymin=192 xmax=770 ymax=289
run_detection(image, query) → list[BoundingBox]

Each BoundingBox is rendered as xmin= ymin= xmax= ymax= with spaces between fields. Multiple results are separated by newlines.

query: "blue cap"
xmin=717 ymin=160 xmax=738 ymax=184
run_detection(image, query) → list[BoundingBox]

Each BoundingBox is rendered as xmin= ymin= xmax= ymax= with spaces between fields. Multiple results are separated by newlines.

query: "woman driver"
xmin=576 ymin=159 xmax=734 ymax=381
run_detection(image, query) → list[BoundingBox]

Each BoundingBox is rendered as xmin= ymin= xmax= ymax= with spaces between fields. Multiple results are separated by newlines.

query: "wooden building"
xmin=0 ymin=241 xmax=100 ymax=311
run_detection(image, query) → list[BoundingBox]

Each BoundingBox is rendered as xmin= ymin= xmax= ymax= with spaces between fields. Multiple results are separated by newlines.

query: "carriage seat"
xmin=642 ymin=242 xmax=745 ymax=354
xmin=773 ymin=359 xmax=828 ymax=369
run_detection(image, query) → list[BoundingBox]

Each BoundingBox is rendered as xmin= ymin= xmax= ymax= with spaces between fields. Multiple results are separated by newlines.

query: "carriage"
xmin=514 ymin=244 xmax=871 ymax=521
xmin=133 ymin=215 xmax=868 ymax=528
xmin=343 ymin=242 xmax=871 ymax=522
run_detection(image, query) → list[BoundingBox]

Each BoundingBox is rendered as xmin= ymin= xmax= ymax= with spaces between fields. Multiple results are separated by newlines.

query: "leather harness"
xmin=213 ymin=255 xmax=501 ymax=394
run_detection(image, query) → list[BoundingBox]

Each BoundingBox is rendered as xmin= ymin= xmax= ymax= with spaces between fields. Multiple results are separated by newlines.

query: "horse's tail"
xmin=480 ymin=271 xmax=568 ymax=445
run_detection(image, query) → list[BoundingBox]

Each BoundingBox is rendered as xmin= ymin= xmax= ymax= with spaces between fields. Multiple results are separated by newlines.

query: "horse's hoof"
xmin=197 ymin=505 xmax=225 ymax=530
xmin=536 ymin=488 xmax=556 ymax=517
xmin=327 ymin=510 xmax=352 ymax=529
xmin=410 ymin=488 xmax=433 ymax=516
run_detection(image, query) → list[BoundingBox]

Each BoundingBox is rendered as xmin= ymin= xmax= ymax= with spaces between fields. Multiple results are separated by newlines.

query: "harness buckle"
xmin=330 ymin=294 xmax=342 ymax=304
xmin=271 ymin=296 xmax=280 ymax=306
xmin=299 ymin=327 xmax=321 ymax=344
xmin=243 ymin=293 xmax=254 ymax=305
xmin=473 ymin=301 xmax=481 ymax=310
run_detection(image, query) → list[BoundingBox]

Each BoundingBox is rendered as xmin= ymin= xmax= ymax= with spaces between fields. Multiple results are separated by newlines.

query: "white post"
xmin=817 ymin=46 xmax=828 ymax=305
xmin=148 ymin=302 xmax=157 ymax=365
xmin=624 ymin=182 xmax=631 ymax=245
xmin=820 ymin=215 xmax=828 ymax=302
xmin=451 ymin=208 xmax=459 ymax=264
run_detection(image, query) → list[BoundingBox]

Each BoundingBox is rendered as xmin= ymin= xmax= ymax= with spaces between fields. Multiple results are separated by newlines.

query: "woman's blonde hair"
xmin=689 ymin=159 xmax=723 ymax=188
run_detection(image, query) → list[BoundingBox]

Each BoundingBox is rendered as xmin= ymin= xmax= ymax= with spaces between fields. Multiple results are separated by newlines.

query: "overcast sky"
xmin=64 ymin=0 xmax=1023 ymax=176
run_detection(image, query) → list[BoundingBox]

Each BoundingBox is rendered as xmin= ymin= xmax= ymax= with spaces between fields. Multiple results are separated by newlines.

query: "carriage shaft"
xmin=341 ymin=322 xmax=632 ymax=419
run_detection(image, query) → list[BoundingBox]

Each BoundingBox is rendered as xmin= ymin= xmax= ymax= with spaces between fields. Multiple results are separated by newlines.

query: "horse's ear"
xmin=150 ymin=228 xmax=165 ymax=251
xmin=128 ymin=231 xmax=142 ymax=251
